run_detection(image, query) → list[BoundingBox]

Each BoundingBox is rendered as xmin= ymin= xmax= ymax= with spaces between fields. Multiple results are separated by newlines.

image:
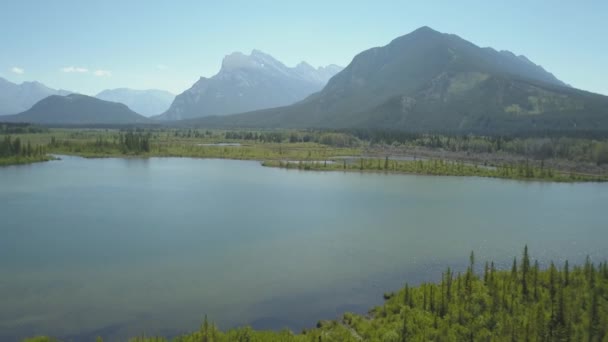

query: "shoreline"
xmin=0 ymin=156 xmax=55 ymax=167
xmin=4 ymin=151 xmax=606 ymax=183
xmin=21 ymin=250 xmax=608 ymax=341
xmin=261 ymin=159 xmax=608 ymax=183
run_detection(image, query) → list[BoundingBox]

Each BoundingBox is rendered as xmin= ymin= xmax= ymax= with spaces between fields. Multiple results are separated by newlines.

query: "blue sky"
xmin=1 ymin=0 xmax=606 ymax=95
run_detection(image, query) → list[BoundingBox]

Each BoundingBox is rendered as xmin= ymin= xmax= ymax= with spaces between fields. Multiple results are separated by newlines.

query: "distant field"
xmin=2 ymin=126 xmax=607 ymax=181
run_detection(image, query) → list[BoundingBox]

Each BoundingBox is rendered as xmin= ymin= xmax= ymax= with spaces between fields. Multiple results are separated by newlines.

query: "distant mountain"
xmin=0 ymin=77 xmax=72 ymax=115
xmin=186 ymin=27 xmax=608 ymax=134
xmin=95 ymin=88 xmax=174 ymax=117
xmin=1 ymin=94 xmax=150 ymax=125
xmin=292 ymin=62 xmax=343 ymax=84
xmin=156 ymin=50 xmax=342 ymax=121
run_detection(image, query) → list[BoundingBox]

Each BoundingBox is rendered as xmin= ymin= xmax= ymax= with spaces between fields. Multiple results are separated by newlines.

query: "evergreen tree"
xmin=522 ymin=245 xmax=531 ymax=298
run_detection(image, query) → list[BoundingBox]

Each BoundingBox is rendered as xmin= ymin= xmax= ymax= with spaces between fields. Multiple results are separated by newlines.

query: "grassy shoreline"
xmin=262 ymin=158 xmax=608 ymax=183
xmin=2 ymin=128 xmax=607 ymax=182
xmin=0 ymin=155 xmax=54 ymax=167
xmin=4 ymin=149 xmax=606 ymax=183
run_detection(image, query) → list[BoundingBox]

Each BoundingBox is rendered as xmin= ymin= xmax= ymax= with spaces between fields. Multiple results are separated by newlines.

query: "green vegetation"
xmin=1 ymin=123 xmax=48 ymax=134
xmin=26 ymin=247 xmax=608 ymax=341
xmin=22 ymin=338 xmax=57 ymax=342
xmin=225 ymin=130 xmax=358 ymax=147
xmin=47 ymin=131 xmax=151 ymax=156
xmin=2 ymin=127 xmax=607 ymax=181
xmin=0 ymin=135 xmax=51 ymax=166
xmin=263 ymin=158 xmax=608 ymax=182
xmin=353 ymin=131 xmax=608 ymax=166
xmin=36 ymin=129 xmax=360 ymax=161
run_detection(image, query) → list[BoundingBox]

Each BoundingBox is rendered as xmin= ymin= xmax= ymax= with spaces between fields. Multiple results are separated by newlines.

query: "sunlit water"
xmin=1 ymin=156 xmax=606 ymax=341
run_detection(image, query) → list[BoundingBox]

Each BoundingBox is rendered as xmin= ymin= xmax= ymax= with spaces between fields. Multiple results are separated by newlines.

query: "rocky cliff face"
xmin=156 ymin=50 xmax=342 ymax=121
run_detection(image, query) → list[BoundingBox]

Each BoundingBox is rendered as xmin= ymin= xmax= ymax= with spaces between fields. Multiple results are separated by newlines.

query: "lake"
xmin=1 ymin=156 xmax=606 ymax=341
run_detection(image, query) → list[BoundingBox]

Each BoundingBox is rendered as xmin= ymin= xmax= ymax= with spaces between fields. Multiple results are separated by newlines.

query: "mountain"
xmin=156 ymin=50 xmax=343 ymax=121
xmin=0 ymin=77 xmax=72 ymax=115
xmin=95 ymin=88 xmax=174 ymax=117
xmin=293 ymin=62 xmax=343 ymax=84
xmin=185 ymin=27 xmax=608 ymax=135
xmin=1 ymin=94 xmax=150 ymax=125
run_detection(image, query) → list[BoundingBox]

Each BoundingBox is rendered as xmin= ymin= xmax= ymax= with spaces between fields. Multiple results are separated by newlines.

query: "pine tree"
xmin=400 ymin=312 xmax=409 ymax=342
xmin=446 ymin=267 xmax=453 ymax=301
xmin=470 ymin=251 xmax=475 ymax=273
xmin=202 ymin=315 xmax=209 ymax=342
xmin=522 ymin=245 xmax=530 ymax=298
xmin=533 ymin=260 xmax=540 ymax=300
xmin=430 ymin=285 xmax=435 ymax=313
xmin=549 ymin=262 xmax=558 ymax=301
xmin=484 ymin=261 xmax=490 ymax=285
xmin=588 ymin=289 xmax=599 ymax=341
xmin=564 ymin=260 xmax=570 ymax=287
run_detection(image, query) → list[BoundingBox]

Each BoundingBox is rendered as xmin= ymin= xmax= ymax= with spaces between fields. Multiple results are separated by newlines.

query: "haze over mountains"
xmin=0 ymin=51 xmax=341 ymax=126
xmin=95 ymin=88 xmax=175 ymax=117
xmin=190 ymin=27 xmax=608 ymax=134
xmin=156 ymin=50 xmax=343 ymax=121
xmin=1 ymin=94 xmax=149 ymax=125
xmin=0 ymin=77 xmax=72 ymax=116
xmin=2 ymin=27 xmax=607 ymax=133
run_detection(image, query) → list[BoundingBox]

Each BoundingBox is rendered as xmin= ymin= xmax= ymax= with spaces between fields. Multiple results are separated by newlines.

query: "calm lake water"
xmin=1 ymin=156 xmax=607 ymax=341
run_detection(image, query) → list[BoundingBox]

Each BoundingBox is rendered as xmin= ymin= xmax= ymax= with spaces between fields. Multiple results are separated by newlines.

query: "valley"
xmin=2 ymin=12 xmax=607 ymax=341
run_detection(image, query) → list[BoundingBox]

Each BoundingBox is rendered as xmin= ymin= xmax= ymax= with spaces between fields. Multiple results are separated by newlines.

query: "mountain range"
xmin=156 ymin=50 xmax=343 ymax=121
xmin=186 ymin=27 xmax=608 ymax=134
xmin=2 ymin=27 xmax=607 ymax=134
xmin=1 ymin=94 xmax=149 ymax=125
xmin=0 ymin=78 xmax=72 ymax=116
xmin=95 ymin=88 xmax=175 ymax=117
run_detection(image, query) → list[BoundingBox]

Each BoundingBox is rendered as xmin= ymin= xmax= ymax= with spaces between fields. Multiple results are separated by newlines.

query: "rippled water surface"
xmin=1 ymin=156 xmax=606 ymax=340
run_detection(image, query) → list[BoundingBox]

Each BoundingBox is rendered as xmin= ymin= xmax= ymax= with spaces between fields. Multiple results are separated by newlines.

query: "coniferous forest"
xmin=0 ymin=135 xmax=50 ymax=166
xmin=24 ymin=247 xmax=608 ymax=342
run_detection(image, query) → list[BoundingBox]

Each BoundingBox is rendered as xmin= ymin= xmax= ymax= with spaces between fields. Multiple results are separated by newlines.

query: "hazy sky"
xmin=1 ymin=0 xmax=606 ymax=95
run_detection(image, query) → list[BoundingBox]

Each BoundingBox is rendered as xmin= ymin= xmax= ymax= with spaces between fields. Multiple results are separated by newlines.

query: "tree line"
xmin=48 ymin=131 xmax=151 ymax=155
xmin=25 ymin=247 xmax=607 ymax=342
xmin=349 ymin=130 xmax=608 ymax=165
xmin=0 ymin=123 xmax=47 ymax=134
xmin=0 ymin=136 xmax=46 ymax=159
xmin=265 ymin=157 xmax=606 ymax=182
xmin=224 ymin=130 xmax=358 ymax=147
